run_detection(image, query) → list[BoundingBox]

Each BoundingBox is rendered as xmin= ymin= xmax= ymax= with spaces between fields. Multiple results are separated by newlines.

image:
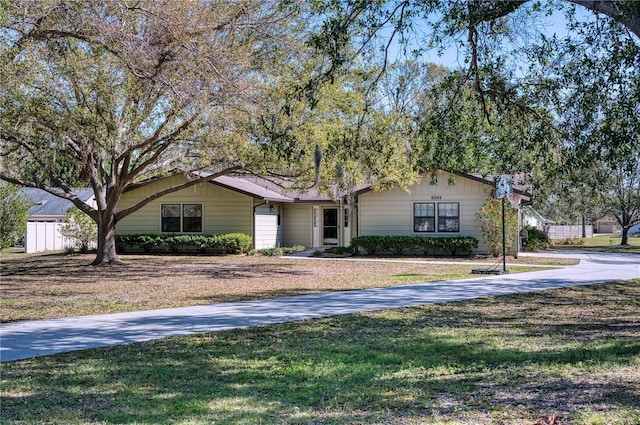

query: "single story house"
xmin=19 ymin=188 xmax=95 ymax=253
xmin=116 ymin=170 xmax=531 ymax=254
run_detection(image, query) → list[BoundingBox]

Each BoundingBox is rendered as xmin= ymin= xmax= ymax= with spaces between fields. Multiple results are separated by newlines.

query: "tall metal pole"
xmin=502 ymin=197 xmax=507 ymax=273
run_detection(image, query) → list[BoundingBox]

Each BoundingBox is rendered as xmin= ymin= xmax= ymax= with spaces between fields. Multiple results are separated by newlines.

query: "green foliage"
xmin=523 ymin=225 xmax=550 ymax=251
xmin=437 ymin=236 xmax=479 ymax=256
xmin=324 ymin=246 xmax=352 ymax=255
xmin=59 ymin=208 xmax=97 ymax=254
xmin=475 ymin=198 xmax=518 ymax=257
xmin=350 ymin=235 xmax=478 ymax=257
xmin=115 ymin=233 xmax=252 ymax=255
xmin=0 ymin=183 xmax=31 ymax=249
xmin=214 ymin=233 xmax=253 ymax=254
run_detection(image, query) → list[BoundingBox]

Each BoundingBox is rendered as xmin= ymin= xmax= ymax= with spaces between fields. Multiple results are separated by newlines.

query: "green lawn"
xmin=2 ymin=279 xmax=639 ymax=425
xmin=551 ymin=235 xmax=640 ymax=254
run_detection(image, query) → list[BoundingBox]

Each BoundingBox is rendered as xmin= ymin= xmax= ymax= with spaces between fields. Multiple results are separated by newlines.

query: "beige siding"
xmin=283 ymin=203 xmax=312 ymax=247
xmin=358 ymin=171 xmax=493 ymax=253
xmin=117 ymin=176 xmax=253 ymax=235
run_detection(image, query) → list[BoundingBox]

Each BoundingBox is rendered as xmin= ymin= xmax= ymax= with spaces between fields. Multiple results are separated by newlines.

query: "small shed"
xmin=19 ymin=188 xmax=95 ymax=253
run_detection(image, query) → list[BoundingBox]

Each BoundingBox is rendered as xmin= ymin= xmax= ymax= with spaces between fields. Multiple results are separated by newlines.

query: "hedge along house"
xmin=115 ymin=170 xmax=530 ymax=254
xmin=19 ymin=187 xmax=96 ymax=253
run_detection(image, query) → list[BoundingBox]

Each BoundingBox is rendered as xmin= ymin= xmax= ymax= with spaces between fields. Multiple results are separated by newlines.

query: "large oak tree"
xmin=0 ymin=1 xmax=308 ymax=264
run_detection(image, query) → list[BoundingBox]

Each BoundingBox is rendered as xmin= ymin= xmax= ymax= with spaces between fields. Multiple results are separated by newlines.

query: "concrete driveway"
xmin=1 ymin=251 xmax=638 ymax=363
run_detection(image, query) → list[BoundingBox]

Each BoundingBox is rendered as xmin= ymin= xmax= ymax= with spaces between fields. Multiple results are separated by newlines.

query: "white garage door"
xmin=254 ymin=205 xmax=283 ymax=250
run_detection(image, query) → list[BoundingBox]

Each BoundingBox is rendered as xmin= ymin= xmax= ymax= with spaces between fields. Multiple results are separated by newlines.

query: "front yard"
xmin=0 ymin=252 xmax=571 ymax=322
xmin=1 ymin=277 xmax=639 ymax=424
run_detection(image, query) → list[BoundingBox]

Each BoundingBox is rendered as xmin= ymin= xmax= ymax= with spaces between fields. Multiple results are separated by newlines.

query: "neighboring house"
xmin=19 ymin=188 xmax=95 ymax=253
xmin=116 ymin=170 xmax=531 ymax=254
xmin=594 ymin=216 xmax=620 ymax=234
xmin=521 ymin=205 xmax=555 ymax=228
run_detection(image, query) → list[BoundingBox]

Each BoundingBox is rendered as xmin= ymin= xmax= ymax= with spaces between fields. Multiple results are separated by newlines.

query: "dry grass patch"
xmin=0 ymin=252 xmax=556 ymax=322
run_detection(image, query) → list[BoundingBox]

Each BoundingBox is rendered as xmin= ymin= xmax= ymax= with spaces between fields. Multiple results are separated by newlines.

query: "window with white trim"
xmin=413 ymin=202 xmax=460 ymax=233
xmin=437 ymin=202 xmax=460 ymax=232
xmin=161 ymin=203 xmax=202 ymax=233
xmin=414 ymin=203 xmax=435 ymax=232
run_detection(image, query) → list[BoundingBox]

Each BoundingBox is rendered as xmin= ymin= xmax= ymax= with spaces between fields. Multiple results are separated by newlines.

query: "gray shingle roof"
xmin=19 ymin=188 xmax=94 ymax=217
xmin=211 ymin=175 xmax=293 ymax=203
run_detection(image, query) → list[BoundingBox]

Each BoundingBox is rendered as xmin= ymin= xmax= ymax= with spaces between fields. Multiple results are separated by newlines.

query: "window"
xmin=161 ymin=204 xmax=181 ymax=232
xmin=414 ymin=203 xmax=435 ymax=232
xmin=438 ymin=202 xmax=460 ymax=232
xmin=182 ymin=204 xmax=202 ymax=232
xmin=161 ymin=203 xmax=202 ymax=233
xmin=413 ymin=202 xmax=460 ymax=233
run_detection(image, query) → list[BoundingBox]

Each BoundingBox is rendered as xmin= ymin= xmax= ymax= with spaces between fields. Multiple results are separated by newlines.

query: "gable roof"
xmin=19 ymin=188 xmax=94 ymax=217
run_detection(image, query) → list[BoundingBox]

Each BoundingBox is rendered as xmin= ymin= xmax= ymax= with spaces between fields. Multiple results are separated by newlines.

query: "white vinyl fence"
xmin=544 ymin=224 xmax=593 ymax=240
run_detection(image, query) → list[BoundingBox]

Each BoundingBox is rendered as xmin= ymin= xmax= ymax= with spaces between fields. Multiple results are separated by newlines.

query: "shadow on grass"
xmin=2 ymin=282 xmax=640 ymax=424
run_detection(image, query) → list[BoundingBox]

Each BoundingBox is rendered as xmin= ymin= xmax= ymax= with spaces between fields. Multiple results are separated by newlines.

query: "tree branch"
xmin=571 ymin=0 xmax=640 ymax=38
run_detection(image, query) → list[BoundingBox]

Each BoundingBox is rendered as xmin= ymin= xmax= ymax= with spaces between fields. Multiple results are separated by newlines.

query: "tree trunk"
xmin=93 ymin=212 xmax=121 ymax=265
xmin=620 ymin=227 xmax=629 ymax=246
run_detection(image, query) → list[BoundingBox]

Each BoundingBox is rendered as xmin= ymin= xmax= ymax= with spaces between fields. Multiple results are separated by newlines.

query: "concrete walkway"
xmin=1 ymin=251 xmax=638 ymax=363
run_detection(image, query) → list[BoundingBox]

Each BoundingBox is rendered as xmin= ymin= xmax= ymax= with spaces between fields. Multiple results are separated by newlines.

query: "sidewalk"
xmin=1 ymin=251 xmax=638 ymax=362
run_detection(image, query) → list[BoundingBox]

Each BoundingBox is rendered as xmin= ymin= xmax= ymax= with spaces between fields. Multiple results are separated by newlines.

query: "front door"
xmin=322 ymin=208 xmax=339 ymax=245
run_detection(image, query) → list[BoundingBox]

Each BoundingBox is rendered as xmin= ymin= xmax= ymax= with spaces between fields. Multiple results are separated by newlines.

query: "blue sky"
xmin=383 ymin=3 xmax=593 ymax=69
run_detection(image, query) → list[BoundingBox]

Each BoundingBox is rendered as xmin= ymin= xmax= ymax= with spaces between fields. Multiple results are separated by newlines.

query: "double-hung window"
xmin=414 ymin=203 xmax=436 ymax=232
xmin=437 ymin=202 xmax=460 ymax=232
xmin=161 ymin=204 xmax=202 ymax=233
xmin=413 ymin=202 xmax=460 ymax=233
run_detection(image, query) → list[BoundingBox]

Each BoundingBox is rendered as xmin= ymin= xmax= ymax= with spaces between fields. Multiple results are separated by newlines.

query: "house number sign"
xmin=431 ymin=196 xmax=442 ymax=200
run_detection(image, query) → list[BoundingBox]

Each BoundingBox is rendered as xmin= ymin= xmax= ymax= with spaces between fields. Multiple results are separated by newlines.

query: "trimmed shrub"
xmin=435 ymin=236 xmax=478 ymax=256
xmin=413 ymin=236 xmax=435 ymax=255
xmin=114 ymin=233 xmax=252 ymax=254
xmin=217 ymin=233 xmax=252 ymax=254
xmin=351 ymin=235 xmax=478 ymax=256
xmin=522 ymin=225 xmax=549 ymax=251
xmin=351 ymin=236 xmax=383 ymax=255
xmin=138 ymin=234 xmax=162 ymax=252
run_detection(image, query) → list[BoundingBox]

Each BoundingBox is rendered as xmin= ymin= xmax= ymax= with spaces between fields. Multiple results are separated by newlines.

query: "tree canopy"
xmin=0 ymin=0 xmax=312 ymax=263
xmin=309 ymin=0 xmax=639 ymax=174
